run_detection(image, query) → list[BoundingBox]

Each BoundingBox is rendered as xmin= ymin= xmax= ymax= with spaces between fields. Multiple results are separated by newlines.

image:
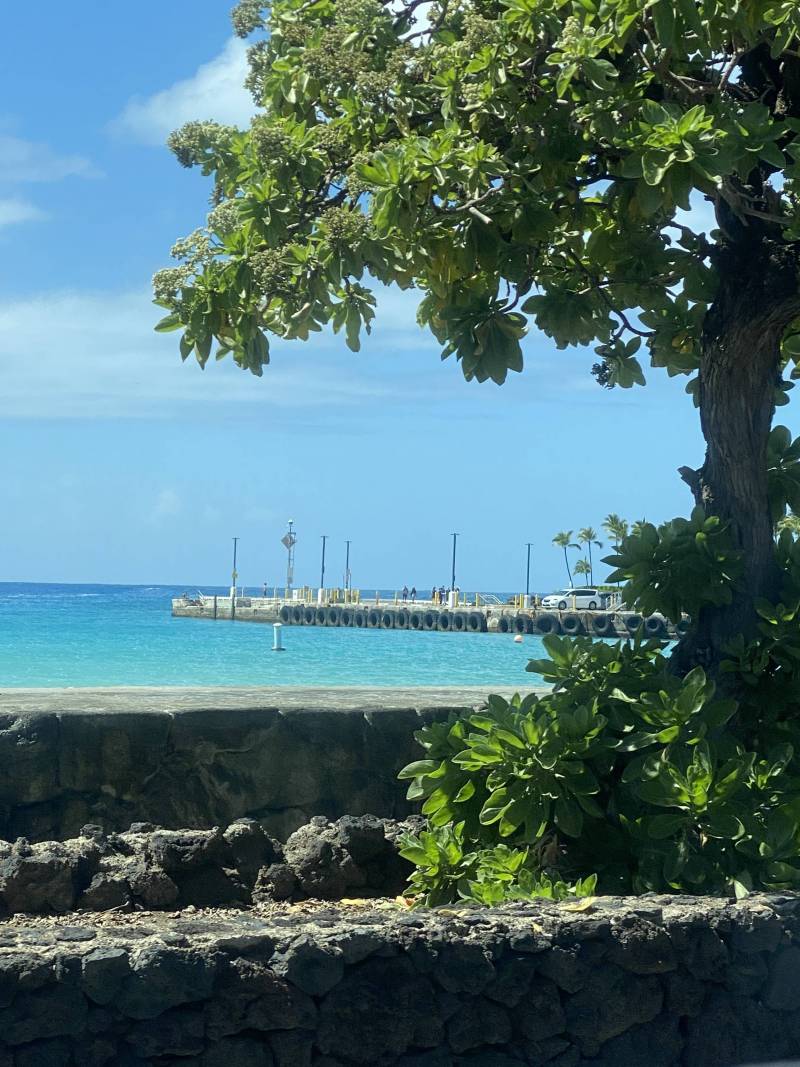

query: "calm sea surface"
xmin=0 ymin=583 xmax=549 ymax=688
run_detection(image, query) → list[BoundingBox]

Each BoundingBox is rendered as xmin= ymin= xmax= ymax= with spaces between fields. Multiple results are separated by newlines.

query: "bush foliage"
xmin=399 ymin=621 xmax=800 ymax=905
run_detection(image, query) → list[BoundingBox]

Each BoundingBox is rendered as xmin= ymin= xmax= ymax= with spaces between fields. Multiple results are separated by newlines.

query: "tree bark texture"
xmin=675 ymin=239 xmax=800 ymax=675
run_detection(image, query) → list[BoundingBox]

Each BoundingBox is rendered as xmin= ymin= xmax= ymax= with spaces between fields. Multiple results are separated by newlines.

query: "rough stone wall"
xmin=0 ymin=703 xmax=454 ymax=842
xmin=0 ymin=895 xmax=798 ymax=1066
xmin=0 ymin=816 xmax=421 ymax=915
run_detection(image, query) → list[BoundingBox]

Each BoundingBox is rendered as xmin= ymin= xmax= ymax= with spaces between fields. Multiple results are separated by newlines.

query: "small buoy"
xmin=514 ymin=634 xmax=524 ymax=644
xmin=272 ymin=622 xmax=285 ymax=652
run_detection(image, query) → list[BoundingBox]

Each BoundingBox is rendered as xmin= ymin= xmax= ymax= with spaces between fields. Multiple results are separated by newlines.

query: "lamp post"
xmin=526 ymin=542 xmax=533 ymax=597
xmin=320 ymin=535 xmax=327 ymax=590
xmin=282 ymin=520 xmax=296 ymax=595
xmin=451 ymin=532 xmax=459 ymax=592
xmin=230 ymin=537 xmax=239 ymax=598
xmin=345 ymin=539 xmax=351 ymax=592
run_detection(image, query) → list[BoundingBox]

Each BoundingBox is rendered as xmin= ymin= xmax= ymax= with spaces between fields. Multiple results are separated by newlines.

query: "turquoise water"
xmin=0 ymin=583 xmax=548 ymax=688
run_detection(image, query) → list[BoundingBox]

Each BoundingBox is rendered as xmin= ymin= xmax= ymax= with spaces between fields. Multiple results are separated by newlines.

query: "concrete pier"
xmin=172 ymin=594 xmax=686 ymax=639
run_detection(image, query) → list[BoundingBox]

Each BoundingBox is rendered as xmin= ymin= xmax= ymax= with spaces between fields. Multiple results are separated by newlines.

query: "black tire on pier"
xmin=591 ymin=613 xmax=615 ymax=637
xmin=291 ymin=606 xmax=304 ymax=625
xmin=512 ymin=614 xmax=530 ymax=635
xmin=533 ymin=612 xmax=560 ymax=635
xmin=676 ymin=617 xmax=691 ymax=636
xmin=624 ymin=613 xmax=644 ymax=635
xmin=326 ymin=606 xmax=341 ymax=626
xmin=381 ymin=611 xmax=396 ymax=629
xmin=303 ymin=607 xmax=315 ymax=625
xmin=410 ymin=611 xmax=424 ymax=630
xmin=498 ymin=616 xmax=512 ymax=634
xmin=644 ymin=615 xmax=667 ymax=638
xmin=395 ymin=609 xmax=410 ymax=629
xmin=354 ymin=609 xmax=367 ymax=627
xmin=561 ymin=612 xmax=584 ymax=636
xmin=438 ymin=613 xmax=452 ymax=631
xmin=340 ymin=608 xmax=353 ymax=626
xmin=451 ymin=612 xmax=467 ymax=632
xmin=315 ymin=607 xmax=327 ymax=626
xmin=423 ymin=611 xmax=438 ymax=630
xmin=367 ymin=609 xmax=381 ymax=627
xmin=467 ymin=611 xmax=485 ymax=632
xmin=279 ymin=606 xmax=291 ymax=624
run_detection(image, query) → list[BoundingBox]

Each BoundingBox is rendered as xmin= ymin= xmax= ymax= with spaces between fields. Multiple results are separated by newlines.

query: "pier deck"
xmin=172 ymin=595 xmax=684 ymax=639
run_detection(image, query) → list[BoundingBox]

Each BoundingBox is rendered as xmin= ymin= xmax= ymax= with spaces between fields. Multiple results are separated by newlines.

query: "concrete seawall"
xmin=0 ymin=686 xmax=520 ymax=842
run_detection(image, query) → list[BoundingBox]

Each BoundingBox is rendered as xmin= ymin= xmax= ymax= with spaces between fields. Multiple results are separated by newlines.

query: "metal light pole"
xmin=282 ymin=520 xmax=296 ymax=595
xmin=526 ymin=543 xmax=533 ymax=597
xmin=320 ymin=535 xmax=327 ymax=589
xmin=451 ymin=533 xmax=459 ymax=591
xmin=345 ymin=540 xmax=351 ymax=592
xmin=230 ymin=537 xmax=239 ymax=597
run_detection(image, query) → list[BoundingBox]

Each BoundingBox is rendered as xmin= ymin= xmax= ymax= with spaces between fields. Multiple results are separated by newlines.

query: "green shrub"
xmin=603 ymin=506 xmax=742 ymax=623
xmin=398 ymin=823 xmax=596 ymax=906
xmin=398 ymin=634 xmax=800 ymax=904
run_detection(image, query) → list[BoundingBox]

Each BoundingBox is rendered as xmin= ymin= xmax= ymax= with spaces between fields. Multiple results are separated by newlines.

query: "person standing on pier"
xmin=411 ymin=586 xmax=417 ymax=602
xmin=402 ymin=585 xmax=409 ymax=602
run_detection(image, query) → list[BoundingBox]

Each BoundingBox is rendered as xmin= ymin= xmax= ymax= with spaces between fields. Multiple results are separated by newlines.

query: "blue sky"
xmin=1 ymin=2 xmax=794 ymax=593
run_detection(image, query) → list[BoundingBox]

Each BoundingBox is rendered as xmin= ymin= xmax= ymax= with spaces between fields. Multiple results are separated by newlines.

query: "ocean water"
xmin=0 ymin=583 xmax=549 ymax=688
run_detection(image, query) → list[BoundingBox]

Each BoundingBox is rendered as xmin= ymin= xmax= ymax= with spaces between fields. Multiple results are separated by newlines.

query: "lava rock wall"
xmin=0 ymin=895 xmax=798 ymax=1066
xmin=0 ymin=702 xmax=452 ymax=842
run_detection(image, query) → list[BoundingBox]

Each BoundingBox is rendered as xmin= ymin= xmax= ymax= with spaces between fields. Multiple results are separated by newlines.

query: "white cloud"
xmin=111 ymin=38 xmax=255 ymax=145
xmin=0 ymin=279 xmax=621 ymax=422
xmin=150 ymin=488 xmax=183 ymax=522
xmin=0 ymin=288 xmax=399 ymax=420
xmin=0 ymin=135 xmax=96 ymax=183
xmin=0 ymin=197 xmax=46 ymax=228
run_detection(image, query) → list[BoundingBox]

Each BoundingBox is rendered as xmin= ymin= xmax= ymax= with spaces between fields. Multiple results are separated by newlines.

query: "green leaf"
xmin=155 ymin=313 xmax=183 ymax=333
xmin=648 ymin=814 xmax=688 ymax=840
xmin=554 ymin=797 xmax=583 ymax=838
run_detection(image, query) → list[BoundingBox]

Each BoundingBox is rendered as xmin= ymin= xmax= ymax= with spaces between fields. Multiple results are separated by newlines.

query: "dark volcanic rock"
xmin=280 ymin=815 xmax=413 ymax=900
xmin=0 ymin=838 xmax=99 ymax=914
xmin=223 ymin=819 xmax=281 ymax=882
xmin=253 ymin=863 xmax=298 ymax=903
xmin=0 ymin=896 xmax=796 ymax=1065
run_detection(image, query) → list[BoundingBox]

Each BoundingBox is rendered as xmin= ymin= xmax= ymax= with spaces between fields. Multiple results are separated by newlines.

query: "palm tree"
xmin=578 ymin=527 xmax=603 ymax=585
xmin=603 ymin=513 xmax=629 ymax=590
xmin=552 ymin=531 xmax=574 ymax=586
xmin=602 ymin=513 xmax=629 ymax=550
xmin=573 ymin=558 xmax=592 ymax=585
xmin=630 ymin=518 xmax=648 ymax=536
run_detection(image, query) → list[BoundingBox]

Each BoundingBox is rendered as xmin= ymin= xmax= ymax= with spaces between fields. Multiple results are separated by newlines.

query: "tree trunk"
xmin=673 ymin=239 xmax=800 ymax=676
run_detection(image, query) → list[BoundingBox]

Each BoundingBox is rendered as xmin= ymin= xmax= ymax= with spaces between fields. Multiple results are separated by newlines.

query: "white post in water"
xmin=272 ymin=622 xmax=285 ymax=652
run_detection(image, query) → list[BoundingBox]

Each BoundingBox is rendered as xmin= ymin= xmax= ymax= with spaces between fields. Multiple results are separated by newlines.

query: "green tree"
xmin=573 ymin=558 xmax=592 ymax=585
xmin=602 ymin=514 xmax=629 ymax=552
xmin=552 ymin=530 xmax=574 ymax=586
xmin=577 ymin=526 xmax=602 ymax=584
xmin=157 ymin=0 xmax=800 ymax=672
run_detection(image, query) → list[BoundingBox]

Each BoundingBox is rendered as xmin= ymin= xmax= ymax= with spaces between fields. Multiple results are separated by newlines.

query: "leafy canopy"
xmin=156 ymin=0 xmax=800 ymax=390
